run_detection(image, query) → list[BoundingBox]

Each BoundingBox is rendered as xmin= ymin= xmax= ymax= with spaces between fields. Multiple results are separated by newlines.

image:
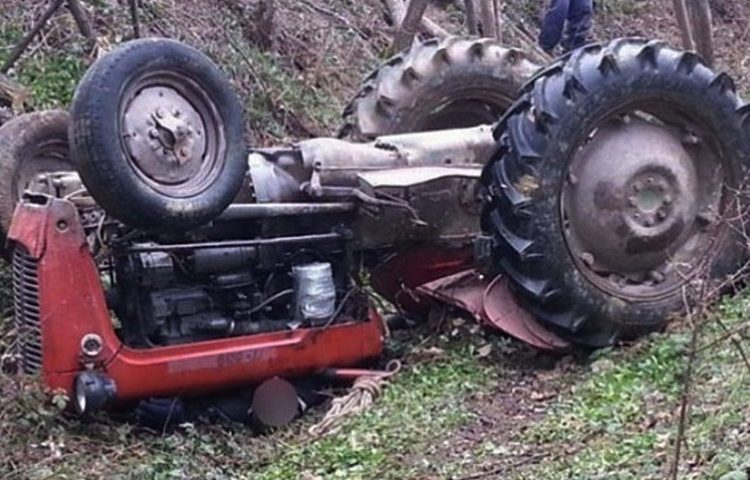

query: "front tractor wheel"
xmin=69 ymin=38 xmax=248 ymax=231
xmin=483 ymin=39 xmax=750 ymax=347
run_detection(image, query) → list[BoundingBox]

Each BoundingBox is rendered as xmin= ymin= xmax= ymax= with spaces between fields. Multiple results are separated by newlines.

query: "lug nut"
xmin=657 ymin=209 xmax=667 ymax=220
xmin=155 ymin=108 xmax=164 ymax=119
xmin=173 ymin=108 xmax=181 ymax=117
xmin=649 ymin=270 xmax=666 ymax=283
xmin=149 ymin=128 xmax=159 ymax=139
xmin=683 ymin=133 xmax=700 ymax=145
xmin=628 ymin=196 xmax=637 ymax=207
xmin=580 ymin=252 xmax=594 ymax=267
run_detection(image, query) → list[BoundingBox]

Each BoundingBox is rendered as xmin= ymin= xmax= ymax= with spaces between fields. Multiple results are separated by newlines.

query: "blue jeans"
xmin=538 ymin=0 xmax=593 ymax=53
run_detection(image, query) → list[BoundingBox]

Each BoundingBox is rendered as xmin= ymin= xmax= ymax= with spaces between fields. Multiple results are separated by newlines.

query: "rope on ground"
xmin=308 ymin=360 xmax=401 ymax=436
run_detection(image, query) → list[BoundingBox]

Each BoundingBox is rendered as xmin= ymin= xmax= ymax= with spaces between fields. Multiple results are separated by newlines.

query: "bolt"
xmin=646 ymin=177 xmax=654 ymax=185
xmin=663 ymin=194 xmax=672 ymax=205
xmin=580 ymin=252 xmax=594 ymax=267
xmin=196 ymin=130 xmax=202 ymax=137
xmin=633 ymin=212 xmax=641 ymax=219
xmin=683 ymin=133 xmax=700 ymax=145
xmin=149 ymin=128 xmax=159 ymax=139
xmin=649 ymin=270 xmax=666 ymax=283
xmin=179 ymin=147 xmax=189 ymax=157
xmin=173 ymin=108 xmax=181 ymax=117
xmin=644 ymin=217 xmax=654 ymax=227
xmin=162 ymin=148 xmax=169 ymax=156
xmin=56 ymin=220 xmax=68 ymax=231
xmin=633 ymin=181 xmax=642 ymax=192
xmin=158 ymin=91 xmax=164 ymax=97
xmin=628 ymin=196 xmax=637 ymax=207
xmin=657 ymin=209 xmax=668 ymax=220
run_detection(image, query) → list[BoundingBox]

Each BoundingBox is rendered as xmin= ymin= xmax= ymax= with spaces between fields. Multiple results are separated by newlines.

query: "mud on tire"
xmin=0 ymin=110 xmax=73 ymax=251
xmin=482 ymin=39 xmax=750 ymax=347
xmin=340 ymin=36 xmax=539 ymax=139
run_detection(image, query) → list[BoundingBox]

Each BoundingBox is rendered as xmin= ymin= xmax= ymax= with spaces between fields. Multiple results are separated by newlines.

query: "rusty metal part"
xmin=561 ymin=114 xmax=723 ymax=300
xmin=216 ymin=202 xmax=355 ymax=221
xmin=369 ymin=247 xmax=475 ymax=316
xmin=416 ymin=269 xmax=569 ymax=351
xmin=251 ymin=377 xmax=299 ymax=429
xmin=120 ymin=72 xmax=225 ymax=197
xmin=247 ymin=125 xmax=494 ymax=249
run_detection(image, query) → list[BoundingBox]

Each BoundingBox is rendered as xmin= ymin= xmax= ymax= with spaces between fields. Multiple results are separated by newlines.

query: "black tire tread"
xmin=483 ymin=38 xmax=750 ymax=347
xmin=340 ymin=36 xmax=539 ymax=139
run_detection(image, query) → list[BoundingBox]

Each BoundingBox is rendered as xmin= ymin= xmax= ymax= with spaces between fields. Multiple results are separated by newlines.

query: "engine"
xmin=108 ymin=239 xmax=355 ymax=347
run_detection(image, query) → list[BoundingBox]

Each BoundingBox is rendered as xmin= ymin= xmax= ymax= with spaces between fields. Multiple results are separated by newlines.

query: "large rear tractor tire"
xmin=70 ymin=38 xmax=247 ymax=231
xmin=0 ymin=110 xmax=73 ymax=254
xmin=482 ymin=39 xmax=750 ymax=347
xmin=340 ymin=36 xmax=539 ymax=139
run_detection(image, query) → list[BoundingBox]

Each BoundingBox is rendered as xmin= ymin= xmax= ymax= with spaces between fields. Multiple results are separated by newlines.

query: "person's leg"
xmin=539 ymin=0 xmax=571 ymax=53
xmin=562 ymin=0 xmax=593 ymax=52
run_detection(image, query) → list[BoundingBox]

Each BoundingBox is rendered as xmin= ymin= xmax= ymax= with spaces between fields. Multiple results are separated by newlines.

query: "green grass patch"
xmin=514 ymin=292 xmax=750 ymax=480
xmin=0 ymin=341 xmax=497 ymax=479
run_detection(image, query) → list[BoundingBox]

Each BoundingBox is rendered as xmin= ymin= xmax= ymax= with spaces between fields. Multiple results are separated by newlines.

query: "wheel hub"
xmin=562 ymin=115 xmax=721 ymax=293
xmin=123 ymin=86 xmax=207 ymax=185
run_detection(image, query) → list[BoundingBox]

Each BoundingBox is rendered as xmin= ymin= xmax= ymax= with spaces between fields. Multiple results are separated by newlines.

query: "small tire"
xmin=482 ymin=39 xmax=750 ymax=347
xmin=0 ymin=110 xmax=72 ymax=252
xmin=340 ymin=36 xmax=539 ymax=139
xmin=69 ymin=38 xmax=247 ymax=231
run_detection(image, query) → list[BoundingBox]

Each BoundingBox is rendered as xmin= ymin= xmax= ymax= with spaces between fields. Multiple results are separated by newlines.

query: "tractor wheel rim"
xmin=560 ymin=107 xmax=725 ymax=301
xmin=120 ymin=71 xmax=226 ymax=198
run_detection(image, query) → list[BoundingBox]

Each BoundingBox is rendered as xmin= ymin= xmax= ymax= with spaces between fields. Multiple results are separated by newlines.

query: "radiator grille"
xmin=12 ymin=247 xmax=42 ymax=374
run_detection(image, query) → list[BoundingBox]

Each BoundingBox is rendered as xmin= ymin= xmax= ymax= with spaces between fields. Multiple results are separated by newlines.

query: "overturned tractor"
xmin=3 ymin=36 xmax=748 ymax=426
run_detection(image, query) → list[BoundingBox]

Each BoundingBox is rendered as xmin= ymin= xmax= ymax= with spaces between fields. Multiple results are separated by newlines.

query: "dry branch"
xmin=0 ymin=74 xmax=29 ymax=113
xmin=478 ymin=0 xmax=496 ymax=38
xmin=67 ymin=0 xmax=96 ymax=46
xmin=128 ymin=0 xmax=141 ymax=38
xmin=464 ymin=0 xmax=478 ymax=34
xmin=687 ymin=0 xmax=714 ymax=66
xmin=393 ymin=0 xmax=431 ymax=51
xmin=672 ymin=0 xmax=696 ymax=51
xmin=383 ymin=0 xmax=449 ymax=40
xmin=0 ymin=0 xmax=66 ymax=74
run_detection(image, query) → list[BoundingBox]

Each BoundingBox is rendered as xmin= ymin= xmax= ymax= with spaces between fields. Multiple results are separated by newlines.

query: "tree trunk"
xmin=479 ymin=0 xmax=497 ymax=38
xmin=672 ymin=0 xmax=696 ymax=51
xmin=393 ymin=0 xmax=431 ymax=51
xmin=687 ymin=0 xmax=714 ymax=66
xmin=464 ymin=0 xmax=478 ymax=35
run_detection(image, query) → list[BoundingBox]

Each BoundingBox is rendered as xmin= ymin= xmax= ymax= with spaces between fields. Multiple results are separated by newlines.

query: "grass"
xmin=504 ymin=293 xmax=750 ymax=480
xmin=0 ymin=335 xmax=499 ymax=479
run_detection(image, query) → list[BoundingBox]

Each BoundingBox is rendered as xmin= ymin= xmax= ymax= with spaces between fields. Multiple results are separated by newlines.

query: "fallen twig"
xmin=382 ymin=0 xmax=449 ymax=40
